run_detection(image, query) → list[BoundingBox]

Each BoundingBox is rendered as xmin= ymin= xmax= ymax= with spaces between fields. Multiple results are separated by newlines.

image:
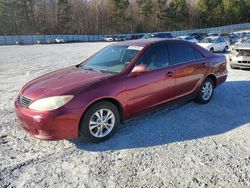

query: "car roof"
xmin=206 ymin=36 xmax=220 ymax=39
xmin=113 ymin=38 xmax=173 ymax=47
xmin=178 ymin=36 xmax=189 ymax=38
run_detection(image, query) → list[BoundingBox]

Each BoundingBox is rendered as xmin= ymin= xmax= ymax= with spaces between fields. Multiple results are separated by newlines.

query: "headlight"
xmin=29 ymin=95 xmax=74 ymax=111
xmin=230 ymin=49 xmax=239 ymax=56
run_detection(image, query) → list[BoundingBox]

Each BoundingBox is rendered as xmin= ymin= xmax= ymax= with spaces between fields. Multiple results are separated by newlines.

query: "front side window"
xmin=80 ymin=45 xmax=141 ymax=73
xmin=136 ymin=45 xmax=170 ymax=71
xmin=243 ymin=37 xmax=250 ymax=43
xmin=194 ymin=49 xmax=205 ymax=59
xmin=170 ymin=43 xmax=197 ymax=64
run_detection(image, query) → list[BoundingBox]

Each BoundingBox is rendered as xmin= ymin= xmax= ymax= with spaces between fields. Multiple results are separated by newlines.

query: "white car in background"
xmin=103 ymin=36 xmax=114 ymax=42
xmin=176 ymin=36 xmax=198 ymax=43
xmin=229 ymin=35 xmax=250 ymax=69
xmin=55 ymin=37 xmax=64 ymax=43
xmin=197 ymin=36 xmax=229 ymax=53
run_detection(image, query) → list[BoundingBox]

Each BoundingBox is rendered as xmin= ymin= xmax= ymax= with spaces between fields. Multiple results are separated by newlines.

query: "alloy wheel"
xmin=201 ymin=82 xmax=213 ymax=101
xmin=89 ymin=109 xmax=115 ymax=138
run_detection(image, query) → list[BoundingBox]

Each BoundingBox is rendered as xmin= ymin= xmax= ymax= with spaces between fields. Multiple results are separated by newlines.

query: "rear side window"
xmin=220 ymin=37 xmax=225 ymax=42
xmin=194 ymin=49 xmax=205 ymax=59
xmin=170 ymin=43 xmax=197 ymax=64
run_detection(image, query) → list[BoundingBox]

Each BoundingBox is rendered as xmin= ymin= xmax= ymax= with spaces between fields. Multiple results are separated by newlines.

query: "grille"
xmin=238 ymin=50 xmax=250 ymax=56
xmin=20 ymin=95 xmax=33 ymax=107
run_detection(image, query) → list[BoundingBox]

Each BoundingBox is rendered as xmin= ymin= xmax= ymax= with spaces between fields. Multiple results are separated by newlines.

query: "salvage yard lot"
xmin=0 ymin=42 xmax=250 ymax=187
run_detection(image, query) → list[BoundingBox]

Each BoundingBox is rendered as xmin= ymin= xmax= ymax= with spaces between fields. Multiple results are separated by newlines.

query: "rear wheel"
xmin=223 ymin=46 xmax=228 ymax=52
xmin=195 ymin=78 xmax=214 ymax=104
xmin=209 ymin=48 xmax=214 ymax=53
xmin=79 ymin=101 xmax=120 ymax=143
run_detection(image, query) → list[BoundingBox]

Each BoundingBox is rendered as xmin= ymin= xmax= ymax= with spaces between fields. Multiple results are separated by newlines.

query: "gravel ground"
xmin=0 ymin=42 xmax=250 ymax=188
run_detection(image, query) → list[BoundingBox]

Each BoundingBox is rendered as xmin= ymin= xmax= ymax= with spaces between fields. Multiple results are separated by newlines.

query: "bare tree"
xmin=0 ymin=0 xmax=249 ymax=35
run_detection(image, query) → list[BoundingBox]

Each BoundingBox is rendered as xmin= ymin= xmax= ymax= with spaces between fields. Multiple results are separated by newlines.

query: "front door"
xmin=126 ymin=44 xmax=175 ymax=116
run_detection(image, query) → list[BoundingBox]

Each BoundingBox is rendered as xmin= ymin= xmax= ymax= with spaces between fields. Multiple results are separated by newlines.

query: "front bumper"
xmin=229 ymin=55 xmax=250 ymax=68
xmin=14 ymin=96 xmax=80 ymax=140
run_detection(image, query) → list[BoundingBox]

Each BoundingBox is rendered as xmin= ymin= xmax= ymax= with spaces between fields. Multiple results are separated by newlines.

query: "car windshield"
xmin=79 ymin=45 xmax=141 ymax=73
xmin=242 ymin=38 xmax=250 ymax=43
xmin=200 ymin=38 xmax=216 ymax=43
xmin=242 ymin=36 xmax=250 ymax=43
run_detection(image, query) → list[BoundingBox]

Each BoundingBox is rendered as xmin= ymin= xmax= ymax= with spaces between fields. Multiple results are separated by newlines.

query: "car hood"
xmin=197 ymin=43 xmax=212 ymax=49
xmin=21 ymin=66 xmax=112 ymax=99
xmin=233 ymin=43 xmax=250 ymax=50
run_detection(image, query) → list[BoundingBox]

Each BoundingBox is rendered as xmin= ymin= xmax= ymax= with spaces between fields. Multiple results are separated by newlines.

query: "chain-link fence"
xmin=0 ymin=22 xmax=250 ymax=45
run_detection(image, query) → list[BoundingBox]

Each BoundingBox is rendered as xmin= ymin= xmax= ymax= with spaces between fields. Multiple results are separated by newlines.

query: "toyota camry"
xmin=14 ymin=38 xmax=227 ymax=143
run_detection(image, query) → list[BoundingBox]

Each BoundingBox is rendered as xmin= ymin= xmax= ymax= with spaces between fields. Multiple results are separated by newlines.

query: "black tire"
xmin=210 ymin=48 xmax=214 ymax=53
xmin=79 ymin=101 xmax=120 ymax=143
xmin=223 ymin=46 xmax=228 ymax=52
xmin=195 ymin=77 xmax=214 ymax=104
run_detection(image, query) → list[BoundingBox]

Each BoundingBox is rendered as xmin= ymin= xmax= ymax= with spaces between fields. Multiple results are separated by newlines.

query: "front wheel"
xmin=195 ymin=78 xmax=214 ymax=104
xmin=209 ymin=48 xmax=214 ymax=53
xmin=79 ymin=101 xmax=120 ymax=143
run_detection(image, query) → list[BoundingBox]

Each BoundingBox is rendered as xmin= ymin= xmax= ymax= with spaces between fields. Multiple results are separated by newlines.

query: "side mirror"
xmin=131 ymin=65 xmax=148 ymax=76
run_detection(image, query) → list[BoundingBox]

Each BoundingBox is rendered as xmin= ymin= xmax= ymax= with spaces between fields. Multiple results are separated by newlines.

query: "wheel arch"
xmin=205 ymin=74 xmax=217 ymax=88
xmin=79 ymin=97 xmax=125 ymax=126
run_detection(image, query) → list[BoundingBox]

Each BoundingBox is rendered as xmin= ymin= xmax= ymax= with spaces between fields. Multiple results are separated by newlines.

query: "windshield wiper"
xmin=82 ymin=66 xmax=101 ymax=72
xmin=98 ymin=69 xmax=116 ymax=74
xmin=80 ymin=65 xmax=116 ymax=74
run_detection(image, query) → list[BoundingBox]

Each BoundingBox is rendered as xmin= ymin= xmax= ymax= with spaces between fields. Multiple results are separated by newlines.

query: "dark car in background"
xmin=208 ymin=33 xmax=220 ymax=37
xmin=220 ymin=33 xmax=241 ymax=45
xmin=143 ymin=32 xmax=173 ymax=39
xmin=190 ymin=33 xmax=208 ymax=41
xmin=37 ymin=40 xmax=46 ymax=44
xmin=46 ymin=38 xmax=55 ymax=44
xmin=131 ymin=34 xmax=144 ymax=40
xmin=16 ymin=40 xmax=24 ymax=45
xmin=114 ymin=36 xmax=126 ymax=41
xmin=14 ymin=38 xmax=227 ymax=143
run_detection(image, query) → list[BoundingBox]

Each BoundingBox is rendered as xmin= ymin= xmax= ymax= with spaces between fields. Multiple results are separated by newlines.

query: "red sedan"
xmin=14 ymin=39 xmax=227 ymax=143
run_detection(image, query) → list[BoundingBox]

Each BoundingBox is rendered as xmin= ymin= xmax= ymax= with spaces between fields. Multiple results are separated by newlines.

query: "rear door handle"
xmin=166 ymin=71 xmax=174 ymax=77
xmin=201 ymin=62 xmax=207 ymax=67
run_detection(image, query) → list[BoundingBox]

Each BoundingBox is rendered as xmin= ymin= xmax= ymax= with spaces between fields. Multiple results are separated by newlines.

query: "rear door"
xmin=169 ymin=41 xmax=208 ymax=99
xmin=126 ymin=43 xmax=175 ymax=115
xmin=216 ymin=38 xmax=224 ymax=51
xmin=219 ymin=37 xmax=227 ymax=50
